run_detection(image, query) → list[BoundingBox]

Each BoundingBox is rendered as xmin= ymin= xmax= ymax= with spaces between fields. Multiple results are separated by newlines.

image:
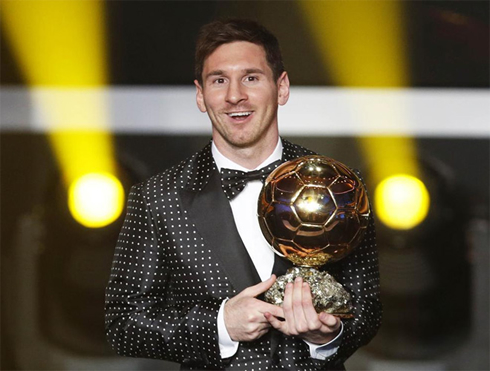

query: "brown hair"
xmin=194 ymin=19 xmax=285 ymax=85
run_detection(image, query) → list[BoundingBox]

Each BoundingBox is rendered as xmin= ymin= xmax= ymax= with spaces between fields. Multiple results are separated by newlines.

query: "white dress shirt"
xmin=212 ymin=139 xmax=342 ymax=360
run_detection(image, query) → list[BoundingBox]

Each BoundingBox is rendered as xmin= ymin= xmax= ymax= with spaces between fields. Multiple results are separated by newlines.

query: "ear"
xmin=194 ymin=80 xmax=207 ymax=113
xmin=277 ymin=71 xmax=290 ymax=106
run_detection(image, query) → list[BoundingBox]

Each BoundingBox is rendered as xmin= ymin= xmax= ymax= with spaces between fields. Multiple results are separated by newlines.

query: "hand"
xmin=224 ymin=275 xmax=285 ymax=342
xmin=264 ymin=277 xmax=341 ymax=345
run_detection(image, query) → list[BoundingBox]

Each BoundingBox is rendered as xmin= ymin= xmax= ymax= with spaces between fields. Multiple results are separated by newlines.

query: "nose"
xmin=225 ymin=80 xmax=247 ymax=105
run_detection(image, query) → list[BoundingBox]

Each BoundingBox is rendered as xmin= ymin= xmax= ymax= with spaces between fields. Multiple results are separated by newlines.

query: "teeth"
xmin=229 ymin=112 xmax=251 ymax=117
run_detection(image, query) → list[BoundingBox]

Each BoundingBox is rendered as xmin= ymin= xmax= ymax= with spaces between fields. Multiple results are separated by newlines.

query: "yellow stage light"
xmin=1 ymin=0 xmax=106 ymax=86
xmin=375 ymin=174 xmax=430 ymax=230
xmin=299 ymin=0 xmax=408 ymax=87
xmin=68 ymin=173 xmax=124 ymax=228
xmin=1 ymin=1 xmax=124 ymax=227
xmin=299 ymin=1 xmax=422 ymax=211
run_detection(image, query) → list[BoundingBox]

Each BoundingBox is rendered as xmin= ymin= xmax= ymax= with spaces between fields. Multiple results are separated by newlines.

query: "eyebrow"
xmin=205 ymin=70 xmax=224 ymax=79
xmin=244 ymin=68 xmax=265 ymax=75
xmin=205 ymin=68 xmax=266 ymax=80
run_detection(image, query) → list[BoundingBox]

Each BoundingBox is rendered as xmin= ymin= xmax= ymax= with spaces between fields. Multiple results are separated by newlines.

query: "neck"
xmin=214 ymin=134 xmax=279 ymax=170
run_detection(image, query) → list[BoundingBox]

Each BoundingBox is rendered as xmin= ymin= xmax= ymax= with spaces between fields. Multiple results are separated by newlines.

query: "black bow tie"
xmin=220 ymin=160 xmax=282 ymax=200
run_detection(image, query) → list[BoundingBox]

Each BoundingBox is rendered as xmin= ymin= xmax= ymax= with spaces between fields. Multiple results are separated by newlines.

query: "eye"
xmin=245 ymin=75 xmax=258 ymax=82
xmin=214 ymin=78 xmax=225 ymax=84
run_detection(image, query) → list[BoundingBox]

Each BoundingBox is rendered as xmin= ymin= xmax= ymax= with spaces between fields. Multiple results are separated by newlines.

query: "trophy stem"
xmin=265 ymin=266 xmax=354 ymax=318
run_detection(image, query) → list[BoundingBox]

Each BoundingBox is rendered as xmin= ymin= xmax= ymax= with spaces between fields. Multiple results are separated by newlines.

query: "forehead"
xmin=203 ymin=41 xmax=269 ymax=73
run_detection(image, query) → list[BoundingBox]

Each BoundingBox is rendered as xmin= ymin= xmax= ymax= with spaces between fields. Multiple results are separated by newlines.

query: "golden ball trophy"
xmin=258 ymin=156 xmax=370 ymax=318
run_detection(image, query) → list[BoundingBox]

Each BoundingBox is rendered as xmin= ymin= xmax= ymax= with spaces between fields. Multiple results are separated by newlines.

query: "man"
xmin=105 ymin=19 xmax=381 ymax=370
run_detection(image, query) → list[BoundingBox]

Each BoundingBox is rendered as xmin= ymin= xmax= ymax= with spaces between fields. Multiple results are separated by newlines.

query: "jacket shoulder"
xmin=132 ymin=143 xmax=214 ymax=196
xmin=281 ymin=138 xmax=317 ymax=162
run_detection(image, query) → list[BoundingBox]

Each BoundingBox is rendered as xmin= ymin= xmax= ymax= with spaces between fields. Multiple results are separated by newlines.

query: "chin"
xmin=228 ymin=134 xmax=262 ymax=149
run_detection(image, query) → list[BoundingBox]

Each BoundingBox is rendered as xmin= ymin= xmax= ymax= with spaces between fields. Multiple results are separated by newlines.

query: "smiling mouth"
xmin=227 ymin=111 xmax=253 ymax=119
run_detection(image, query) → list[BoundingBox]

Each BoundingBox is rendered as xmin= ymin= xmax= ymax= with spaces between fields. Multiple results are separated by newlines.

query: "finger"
xmin=239 ymin=275 xmax=276 ymax=298
xmin=292 ymin=278 xmax=308 ymax=331
xmin=281 ymin=281 xmax=297 ymax=335
xmin=264 ymin=312 xmax=288 ymax=334
xmin=282 ymin=281 xmax=294 ymax=316
xmin=258 ymin=301 xmax=284 ymax=318
xmin=319 ymin=312 xmax=341 ymax=329
xmin=302 ymin=282 xmax=322 ymax=330
xmin=248 ymin=300 xmax=284 ymax=320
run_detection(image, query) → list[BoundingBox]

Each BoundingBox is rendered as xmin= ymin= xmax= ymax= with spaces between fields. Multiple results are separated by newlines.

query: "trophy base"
xmin=265 ymin=266 xmax=354 ymax=318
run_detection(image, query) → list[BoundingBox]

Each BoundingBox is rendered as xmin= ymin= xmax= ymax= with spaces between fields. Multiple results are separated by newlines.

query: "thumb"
xmin=319 ymin=312 xmax=341 ymax=328
xmin=239 ymin=275 xmax=276 ymax=298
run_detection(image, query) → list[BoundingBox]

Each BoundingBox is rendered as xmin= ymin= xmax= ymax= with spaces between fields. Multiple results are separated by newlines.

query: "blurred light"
xmin=1 ymin=0 xmax=106 ymax=86
xmin=299 ymin=1 xmax=408 ymax=87
xmin=1 ymin=1 xmax=122 ymax=226
xmin=299 ymin=1 xmax=420 ymax=193
xmin=375 ymin=174 xmax=430 ymax=230
xmin=68 ymin=173 xmax=124 ymax=228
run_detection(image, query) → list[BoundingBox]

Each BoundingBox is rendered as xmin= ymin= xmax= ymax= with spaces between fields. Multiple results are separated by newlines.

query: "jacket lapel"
xmin=179 ymin=146 xmax=261 ymax=294
xmin=179 ymin=140 xmax=316 ymax=294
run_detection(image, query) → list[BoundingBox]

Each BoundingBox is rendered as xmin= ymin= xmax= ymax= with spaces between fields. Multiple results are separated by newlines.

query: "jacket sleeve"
xmin=331 ymin=212 xmax=382 ymax=365
xmin=323 ymin=169 xmax=382 ymax=367
xmin=104 ymin=183 xmax=228 ymax=369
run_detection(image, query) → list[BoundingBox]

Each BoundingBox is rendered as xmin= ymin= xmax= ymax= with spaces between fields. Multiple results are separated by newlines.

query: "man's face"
xmin=195 ymin=41 xmax=289 ymax=150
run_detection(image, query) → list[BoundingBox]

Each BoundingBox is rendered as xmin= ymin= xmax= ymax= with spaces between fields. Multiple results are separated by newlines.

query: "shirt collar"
xmin=212 ymin=138 xmax=283 ymax=172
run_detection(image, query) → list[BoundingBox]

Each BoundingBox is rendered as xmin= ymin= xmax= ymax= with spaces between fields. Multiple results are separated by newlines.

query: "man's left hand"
xmin=264 ymin=277 xmax=341 ymax=345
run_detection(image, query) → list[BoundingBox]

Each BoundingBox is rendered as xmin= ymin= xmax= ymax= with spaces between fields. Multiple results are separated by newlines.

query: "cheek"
xmin=203 ymin=94 xmax=223 ymax=112
xmin=259 ymin=90 xmax=278 ymax=106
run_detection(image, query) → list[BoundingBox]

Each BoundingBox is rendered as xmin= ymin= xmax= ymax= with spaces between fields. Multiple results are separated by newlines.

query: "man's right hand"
xmin=224 ymin=275 xmax=285 ymax=342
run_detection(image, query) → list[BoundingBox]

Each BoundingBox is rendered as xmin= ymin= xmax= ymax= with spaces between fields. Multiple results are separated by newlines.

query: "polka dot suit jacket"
xmin=105 ymin=139 xmax=382 ymax=370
